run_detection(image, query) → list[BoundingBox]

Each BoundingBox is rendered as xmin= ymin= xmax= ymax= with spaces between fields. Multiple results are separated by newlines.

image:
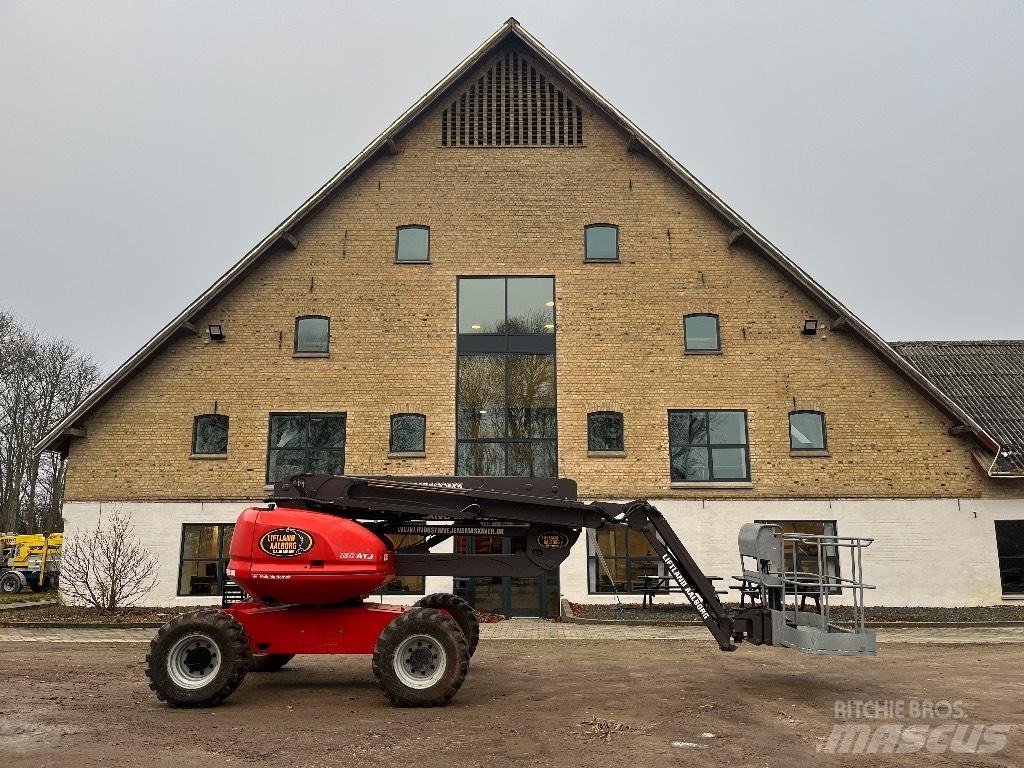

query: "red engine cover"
xmin=228 ymin=506 xmax=394 ymax=605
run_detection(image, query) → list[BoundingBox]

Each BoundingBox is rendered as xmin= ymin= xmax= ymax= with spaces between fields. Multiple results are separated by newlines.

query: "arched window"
xmin=684 ymin=313 xmax=720 ymax=352
xmin=295 ymin=316 xmax=330 ymax=354
xmin=192 ymin=414 xmax=228 ymax=456
xmin=588 ymin=411 xmax=624 ymax=452
xmin=396 ymin=225 xmax=430 ymax=262
xmin=390 ymin=413 xmax=427 ymax=453
xmin=789 ymin=411 xmax=827 ymax=451
xmin=584 ymin=224 xmax=619 ymax=262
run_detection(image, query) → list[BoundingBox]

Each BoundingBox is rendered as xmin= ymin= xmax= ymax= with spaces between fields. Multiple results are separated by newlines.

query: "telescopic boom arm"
xmin=269 ymin=473 xmax=777 ymax=651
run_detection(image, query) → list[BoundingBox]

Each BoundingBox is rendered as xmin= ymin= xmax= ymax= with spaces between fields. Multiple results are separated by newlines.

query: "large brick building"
xmin=37 ymin=20 xmax=1023 ymax=614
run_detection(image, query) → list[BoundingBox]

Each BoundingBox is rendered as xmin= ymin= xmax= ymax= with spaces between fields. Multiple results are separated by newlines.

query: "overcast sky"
xmin=1 ymin=1 xmax=1022 ymax=371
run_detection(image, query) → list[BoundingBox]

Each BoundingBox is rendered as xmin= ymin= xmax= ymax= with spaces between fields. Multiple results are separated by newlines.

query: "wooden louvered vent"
xmin=441 ymin=50 xmax=584 ymax=147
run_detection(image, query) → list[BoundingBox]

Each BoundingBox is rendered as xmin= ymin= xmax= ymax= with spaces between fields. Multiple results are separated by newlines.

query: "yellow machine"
xmin=0 ymin=532 xmax=62 ymax=594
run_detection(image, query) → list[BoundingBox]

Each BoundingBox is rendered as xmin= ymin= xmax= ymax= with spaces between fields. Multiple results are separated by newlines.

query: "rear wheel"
xmin=250 ymin=653 xmax=294 ymax=672
xmin=0 ymin=572 xmax=21 ymax=594
xmin=415 ymin=592 xmax=480 ymax=657
xmin=145 ymin=609 xmax=251 ymax=707
xmin=372 ymin=607 xmax=469 ymax=707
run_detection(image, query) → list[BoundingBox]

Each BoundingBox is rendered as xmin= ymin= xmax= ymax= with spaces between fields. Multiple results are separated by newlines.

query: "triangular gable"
xmin=34 ymin=18 xmax=1005 ymax=472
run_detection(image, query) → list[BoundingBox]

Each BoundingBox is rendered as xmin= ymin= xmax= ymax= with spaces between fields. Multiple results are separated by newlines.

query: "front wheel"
xmin=372 ymin=607 xmax=469 ymax=707
xmin=145 ymin=609 xmax=251 ymax=707
xmin=0 ymin=572 xmax=21 ymax=594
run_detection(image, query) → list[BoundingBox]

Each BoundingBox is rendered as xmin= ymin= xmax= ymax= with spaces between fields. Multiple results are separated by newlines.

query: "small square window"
xmin=684 ymin=314 xmax=720 ymax=352
xmin=267 ymin=412 xmax=346 ymax=483
xmin=390 ymin=413 xmax=426 ymax=453
xmin=295 ymin=316 xmax=329 ymax=354
xmin=584 ymin=224 xmax=618 ymax=262
xmin=192 ymin=414 xmax=228 ymax=455
xmin=588 ymin=411 xmax=624 ymax=452
xmin=396 ymin=225 xmax=430 ymax=262
xmin=790 ymin=411 xmax=827 ymax=451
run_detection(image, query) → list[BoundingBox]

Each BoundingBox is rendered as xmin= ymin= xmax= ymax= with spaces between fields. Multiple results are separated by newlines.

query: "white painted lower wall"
xmin=60 ymin=497 xmax=1024 ymax=608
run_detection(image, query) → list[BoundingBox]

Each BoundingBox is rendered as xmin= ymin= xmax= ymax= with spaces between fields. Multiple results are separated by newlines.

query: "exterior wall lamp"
xmin=208 ymin=324 xmax=226 ymax=342
xmin=802 ymin=319 xmax=818 ymax=336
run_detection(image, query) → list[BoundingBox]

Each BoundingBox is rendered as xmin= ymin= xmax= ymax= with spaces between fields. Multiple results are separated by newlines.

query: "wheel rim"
xmin=1 ymin=576 xmax=18 ymax=593
xmin=166 ymin=633 xmax=222 ymax=690
xmin=393 ymin=633 xmax=446 ymax=689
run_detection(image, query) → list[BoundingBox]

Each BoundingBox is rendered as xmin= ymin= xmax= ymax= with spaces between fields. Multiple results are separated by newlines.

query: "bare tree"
xmin=0 ymin=309 xmax=100 ymax=533
xmin=59 ymin=508 xmax=159 ymax=610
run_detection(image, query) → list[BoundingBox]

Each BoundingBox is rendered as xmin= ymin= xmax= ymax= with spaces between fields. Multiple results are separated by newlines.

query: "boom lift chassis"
xmin=145 ymin=474 xmax=874 ymax=708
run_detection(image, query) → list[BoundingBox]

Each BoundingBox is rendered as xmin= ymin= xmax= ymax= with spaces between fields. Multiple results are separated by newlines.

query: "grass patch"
xmin=0 ymin=591 xmax=57 ymax=605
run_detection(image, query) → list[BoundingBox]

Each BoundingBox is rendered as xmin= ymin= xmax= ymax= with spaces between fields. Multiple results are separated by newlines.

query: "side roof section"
xmin=893 ymin=341 xmax=1024 ymax=476
xmin=35 ymin=18 xmax=1001 ymax=469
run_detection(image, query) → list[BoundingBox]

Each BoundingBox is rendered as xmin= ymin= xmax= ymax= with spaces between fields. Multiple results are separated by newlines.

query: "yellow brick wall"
xmin=63 ymin=53 xmax=1012 ymax=502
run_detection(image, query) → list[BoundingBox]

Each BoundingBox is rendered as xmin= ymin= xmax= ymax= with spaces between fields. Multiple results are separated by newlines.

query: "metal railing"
xmin=774 ymin=531 xmax=876 ymax=637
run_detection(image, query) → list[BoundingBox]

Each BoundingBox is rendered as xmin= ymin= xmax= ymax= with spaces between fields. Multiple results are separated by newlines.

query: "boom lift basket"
xmin=736 ymin=523 xmax=877 ymax=656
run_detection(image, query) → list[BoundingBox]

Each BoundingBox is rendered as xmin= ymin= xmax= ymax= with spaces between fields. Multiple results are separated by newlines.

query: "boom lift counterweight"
xmin=145 ymin=474 xmax=875 ymax=708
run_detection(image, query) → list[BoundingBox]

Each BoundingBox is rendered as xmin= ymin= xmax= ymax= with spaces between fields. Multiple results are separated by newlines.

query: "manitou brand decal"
xmin=661 ymin=553 xmax=711 ymax=622
xmin=259 ymin=528 xmax=314 ymax=558
xmin=537 ymin=531 xmax=569 ymax=549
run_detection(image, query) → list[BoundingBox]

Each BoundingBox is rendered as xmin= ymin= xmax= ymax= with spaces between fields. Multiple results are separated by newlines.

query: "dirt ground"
xmin=1 ymin=639 xmax=1021 ymax=767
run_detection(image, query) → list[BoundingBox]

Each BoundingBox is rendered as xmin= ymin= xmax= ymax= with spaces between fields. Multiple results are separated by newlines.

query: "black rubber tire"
xmin=145 ymin=609 xmax=251 ymax=708
xmin=372 ymin=607 xmax=469 ymax=708
xmin=0 ymin=572 xmax=21 ymax=594
xmin=415 ymin=592 xmax=480 ymax=657
xmin=250 ymin=653 xmax=294 ymax=672
xmin=29 ymin=582 xmax=44 ymax=593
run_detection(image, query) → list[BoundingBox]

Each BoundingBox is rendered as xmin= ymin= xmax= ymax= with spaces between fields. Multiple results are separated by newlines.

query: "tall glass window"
xmin=456 ymin=277 xmax=556 ymax=476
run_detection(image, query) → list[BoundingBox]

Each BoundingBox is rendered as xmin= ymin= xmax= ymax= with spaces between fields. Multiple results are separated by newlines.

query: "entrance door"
xmin=453 ymin=533 xmax=559 ymax=618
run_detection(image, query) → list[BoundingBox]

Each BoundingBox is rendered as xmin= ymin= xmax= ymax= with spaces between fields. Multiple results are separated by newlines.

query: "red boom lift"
xmin=146 ymin=474 xmax=875 ymax=707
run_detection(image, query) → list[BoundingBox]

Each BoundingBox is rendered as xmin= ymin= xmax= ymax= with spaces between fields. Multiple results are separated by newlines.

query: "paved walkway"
xmin=0 ymin=621 xmax=1022 ymax=645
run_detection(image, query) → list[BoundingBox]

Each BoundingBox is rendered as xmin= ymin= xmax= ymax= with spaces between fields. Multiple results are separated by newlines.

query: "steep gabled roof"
xmin=35 ymin=18 xmax=1002 ymax=471
xmin=892 ymin=341 xmax=1024 ymax=476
